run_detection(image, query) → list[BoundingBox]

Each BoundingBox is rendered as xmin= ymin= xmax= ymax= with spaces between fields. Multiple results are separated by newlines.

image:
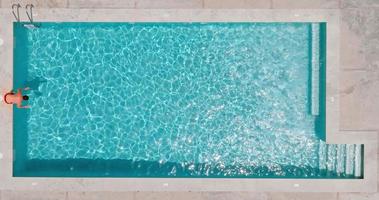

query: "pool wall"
xmin=0 ymin=8 xmax=377 ymax=192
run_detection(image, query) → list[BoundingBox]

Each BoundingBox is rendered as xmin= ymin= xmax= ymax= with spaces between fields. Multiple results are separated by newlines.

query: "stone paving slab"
xmin=340 ymin=8 xmax=379 ymax=70
xmin=340 ymin=70 xmax=379 ymax=130
xmin=6 ymin=191 xmax=379 ymax=200
xmin=272 ymin=0 xmax=339 ymax=9
xmin=68 ymin=0 xmax=134 ymax=8
xmin=338 ymin=192 xmax=379 ymax=200
xmin=68 ymin=191 xmax=135 ymax=200
xmin=201 ymin=192 xmax=270 ymax=200
xmin=1 ymin=0 xmax=68 ymax=8
xmin=1 ymin=0 xmax=378 ymax=9
xmin=1 ymin=0 xmax=379 ymax=9
xmin=203 ymin=0 xmax=271 ymax=9
xmin=135 ymin=192 xmax=203 ymax=200
xmin=135 ymin=0 xmax=203 ymax=9
xmin=0 ymin=190 xmax=67 ymax=200
xmin=341 ymin=0 xmax=379 ymax=8
xmin=269 ymin=193 xmax=338 ymax=200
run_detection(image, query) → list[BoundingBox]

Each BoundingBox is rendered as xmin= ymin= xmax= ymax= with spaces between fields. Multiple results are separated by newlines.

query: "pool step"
xmin=354 ymin=145 xmax=362 ymax=177
xmin=345 ymin=144 xmax=355 ymax=175
xmin=318 ymin=142 xmax=327 ymax=171
xmin=326 ymin=144 xmax=337 ymax=173
xmin=336 ymin=144 xmax=346 ymax=174
xmin=318 ymin=143 xmax=363 ymax=177
xmin=311 ymin=23 xmax=320 ymax=116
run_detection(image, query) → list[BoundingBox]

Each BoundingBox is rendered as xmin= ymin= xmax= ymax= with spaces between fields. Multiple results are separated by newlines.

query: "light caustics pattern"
xmin=20 ymin=23 xmax=362 ymax=177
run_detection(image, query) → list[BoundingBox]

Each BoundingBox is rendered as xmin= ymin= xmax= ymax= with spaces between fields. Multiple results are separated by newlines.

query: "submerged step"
xmin=354 ymin=145 xmax=362 ymax=177
xmin=326 ymin=144 xmax=337 ymax=172
xmin=345 ymin=144 xmax=355 ymax=175
xmin=336 ymin=144 xmax=346 ymax=175
xmin=320 ymin=144 xmax=363 ymax=177
xmin=318 ymin=142 xmax=327 ymax=170
xmin=311 ymin=23 xmax=320 ymax=116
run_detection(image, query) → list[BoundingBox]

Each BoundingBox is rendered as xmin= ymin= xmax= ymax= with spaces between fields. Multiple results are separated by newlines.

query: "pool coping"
xmin=0 ymin=8 xmax=377 ymax=192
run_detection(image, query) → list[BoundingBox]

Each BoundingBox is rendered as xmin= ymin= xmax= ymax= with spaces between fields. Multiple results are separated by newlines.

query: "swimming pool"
xmin=13 ymin=22 xmax=363 ymax=178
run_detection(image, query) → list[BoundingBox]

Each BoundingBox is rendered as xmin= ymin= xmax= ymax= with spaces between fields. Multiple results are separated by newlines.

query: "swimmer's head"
xmin=23 ymin=95 xmax=29 ymax=100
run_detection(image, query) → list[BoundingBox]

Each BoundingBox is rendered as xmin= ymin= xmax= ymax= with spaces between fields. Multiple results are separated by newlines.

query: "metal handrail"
xmin=25 ymin=4 xmax=34 ymax=23
xmin=12 ymin=3 xmax=21 ymax=22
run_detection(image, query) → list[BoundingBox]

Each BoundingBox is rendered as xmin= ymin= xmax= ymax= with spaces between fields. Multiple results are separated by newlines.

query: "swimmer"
xmin=3 ymin=87 xmax=30 ymax=108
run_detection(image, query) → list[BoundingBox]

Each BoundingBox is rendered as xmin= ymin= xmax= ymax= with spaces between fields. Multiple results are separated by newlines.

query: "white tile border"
xmin=0 ymin=8 xmax=377 ymax=192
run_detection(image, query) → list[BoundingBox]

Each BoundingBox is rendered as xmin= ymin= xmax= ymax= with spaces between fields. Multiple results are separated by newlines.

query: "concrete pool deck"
xmin=0 ymin=0 xmax=378 ymax=199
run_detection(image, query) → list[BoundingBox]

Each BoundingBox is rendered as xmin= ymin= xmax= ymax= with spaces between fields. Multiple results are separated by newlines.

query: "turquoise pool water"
xmin=13 ymin=22 xmax=363 ymax=178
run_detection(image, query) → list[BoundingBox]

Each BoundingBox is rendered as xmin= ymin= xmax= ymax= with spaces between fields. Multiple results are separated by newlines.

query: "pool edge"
xmin=0 ymin=8 xmax=377 ymax=192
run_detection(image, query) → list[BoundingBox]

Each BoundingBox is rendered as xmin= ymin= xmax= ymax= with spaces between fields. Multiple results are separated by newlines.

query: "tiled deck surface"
xmin=0 ymin=0 xmax=378 ymax=199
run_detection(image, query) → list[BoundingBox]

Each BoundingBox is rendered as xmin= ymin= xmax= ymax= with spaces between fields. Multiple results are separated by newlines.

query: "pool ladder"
xmin=24 ymin=4 xmax=38 ymax=29
xmin=11 ymin=3 xmax=21 ymax=22
xmin=11 ymin=3 xmax=38 ymax=29
xmin=25 ymin=4 xmax=35 ymax=24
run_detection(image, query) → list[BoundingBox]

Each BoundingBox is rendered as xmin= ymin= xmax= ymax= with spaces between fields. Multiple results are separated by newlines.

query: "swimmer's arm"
xmin=15 ymin=88 xmax=29 ymax=93
xmin=16 ymin=103 xmax=30 ymax=109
